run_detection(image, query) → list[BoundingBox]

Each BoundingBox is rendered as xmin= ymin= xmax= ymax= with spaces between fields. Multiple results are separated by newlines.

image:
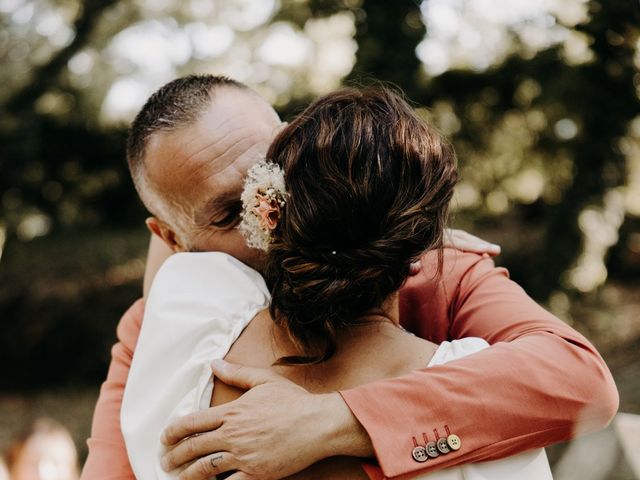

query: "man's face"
xmin=144 ymin=87 xmax=282 ymax=268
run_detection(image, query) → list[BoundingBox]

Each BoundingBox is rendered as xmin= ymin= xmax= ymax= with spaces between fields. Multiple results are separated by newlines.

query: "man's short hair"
xmin=126 ymin=74 xmax=247 ymax=221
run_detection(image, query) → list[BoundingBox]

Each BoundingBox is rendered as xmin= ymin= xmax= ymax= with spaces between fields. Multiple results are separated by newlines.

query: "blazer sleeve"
xmin=340 ymin=249 xmax=618 ymax=479
xmin=80 ymin=299 xmax=144 ymax=480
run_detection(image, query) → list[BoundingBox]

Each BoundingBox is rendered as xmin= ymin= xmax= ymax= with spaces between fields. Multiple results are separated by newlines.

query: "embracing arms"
xmin=160 ymin=250 xmax=618 ymax=479
xmin=81 ymin=236 xmax=617 ymax=479
xmin=342 ymin=249 xmax=618 ymax=477
xmin=79 ymin=230 xmax=496 ymax=479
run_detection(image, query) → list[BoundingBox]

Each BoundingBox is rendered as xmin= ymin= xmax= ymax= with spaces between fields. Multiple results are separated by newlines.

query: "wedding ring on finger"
xmin=186 ymin=451 xmax=236 ymax=479
xmin=208 ymin=453 xmax=224 ymax=470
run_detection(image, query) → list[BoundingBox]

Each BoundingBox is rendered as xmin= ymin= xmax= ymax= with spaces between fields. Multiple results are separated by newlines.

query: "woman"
xmin=121 ymin=87 xmax=551 ymax=479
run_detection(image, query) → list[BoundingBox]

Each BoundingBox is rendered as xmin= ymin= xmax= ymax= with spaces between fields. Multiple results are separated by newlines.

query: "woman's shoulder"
xmin=139 ymin=250 xmax=271 ymax=361
xmin=157 ymin=251 xmax=267 ymax=290
xmin=122 ymin=253 xmax=271 ymax=478
xmin=148 ymin=251 xmax=270 ymax=311
xmin=428 ymin=337 xmax=490 ymax=367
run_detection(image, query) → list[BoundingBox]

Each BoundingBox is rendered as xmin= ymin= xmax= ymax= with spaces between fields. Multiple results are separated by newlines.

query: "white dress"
xmin=121 ymin=252 xmax=552 ymax=479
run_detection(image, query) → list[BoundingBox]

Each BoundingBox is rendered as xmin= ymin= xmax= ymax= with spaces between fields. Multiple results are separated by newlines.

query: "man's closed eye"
xmin=210 ymin=204 xmax=242 ymax=229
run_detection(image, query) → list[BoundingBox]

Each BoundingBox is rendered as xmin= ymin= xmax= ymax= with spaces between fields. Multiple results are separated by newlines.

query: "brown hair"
xmin=265 ymin=87 xmax=458 ymax=364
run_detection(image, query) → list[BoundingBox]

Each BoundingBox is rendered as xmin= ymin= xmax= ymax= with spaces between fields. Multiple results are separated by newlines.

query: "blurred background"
xmin=0 ymin=0 xmax=639 ymax=478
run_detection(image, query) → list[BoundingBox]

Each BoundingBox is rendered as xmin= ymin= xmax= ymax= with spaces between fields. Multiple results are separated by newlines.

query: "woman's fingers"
xmin=409 ymin=261 xmax=422 ymax=275
xmin=176 ymin=451 xmax=237 ymax=480
xmin=444 ymin=228 xmax=501 ymax=255
xmin=410 ymin=229 xmax=501 ymax=275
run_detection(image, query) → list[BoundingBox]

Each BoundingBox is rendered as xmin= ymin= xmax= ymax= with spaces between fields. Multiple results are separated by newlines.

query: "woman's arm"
xmin=143 ymin=233 xmax=174 ymax=298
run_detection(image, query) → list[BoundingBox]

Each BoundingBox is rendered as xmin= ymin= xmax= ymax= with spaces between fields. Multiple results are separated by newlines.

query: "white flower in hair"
xmin=238 ymin=159 xmax=288 ymax=251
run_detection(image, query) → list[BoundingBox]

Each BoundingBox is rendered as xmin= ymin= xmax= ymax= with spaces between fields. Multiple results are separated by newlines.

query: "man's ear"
xmin=145 ymin=217 xmax=187 ymax=252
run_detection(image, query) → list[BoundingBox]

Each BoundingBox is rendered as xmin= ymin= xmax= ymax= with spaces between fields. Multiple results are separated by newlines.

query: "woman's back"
xmin=122 ymin=252 xmax=551 ymax=479
xmin=215 ymin=311 xmax=552 ymax=480
xmin=212 ymin=307 xmax=439 ymax=406
xmin=214 ymin=309 xmax=552 ymax=480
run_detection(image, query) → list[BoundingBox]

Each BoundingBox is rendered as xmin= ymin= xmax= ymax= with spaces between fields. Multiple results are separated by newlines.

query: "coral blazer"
xmin=81 ymin=249 xmax=618 ymax=479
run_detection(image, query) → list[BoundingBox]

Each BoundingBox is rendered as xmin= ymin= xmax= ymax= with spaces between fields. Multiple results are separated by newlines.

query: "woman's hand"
xmin=410 ymin=228 xmax=501 ymax=274
xmin=160 ymin=360 xmax=372 ymax=480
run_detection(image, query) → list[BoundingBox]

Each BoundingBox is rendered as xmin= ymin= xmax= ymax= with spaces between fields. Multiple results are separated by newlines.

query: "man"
xmin=81 ymin=75 xmax=618 ymax=479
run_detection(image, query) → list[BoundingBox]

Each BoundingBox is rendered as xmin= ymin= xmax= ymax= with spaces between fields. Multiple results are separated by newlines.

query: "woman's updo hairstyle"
xmin=265 ymin=87 xmax=457 ymax=365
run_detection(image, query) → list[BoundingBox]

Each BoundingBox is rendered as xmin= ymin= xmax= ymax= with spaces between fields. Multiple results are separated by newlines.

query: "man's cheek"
xmin=191 ymin=229 xmax=265 ymax=270
xmin=191 ymin=229 xmax=228 ymax=253
xmin=230 ymin=238 xmax=266 ymax=269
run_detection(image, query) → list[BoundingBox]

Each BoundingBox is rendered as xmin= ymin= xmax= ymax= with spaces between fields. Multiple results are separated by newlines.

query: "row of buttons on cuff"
xmin=412 ymin=434 xmax=461 ymax=463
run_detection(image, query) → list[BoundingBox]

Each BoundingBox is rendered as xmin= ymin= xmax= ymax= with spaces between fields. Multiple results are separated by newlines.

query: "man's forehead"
xmin=154 ymin=95 xmax=270 ymax=166
xmin=144 ymin=89 xmax=279 ymax=199
xmin=199 ymin=87 xmax=281 ymax=137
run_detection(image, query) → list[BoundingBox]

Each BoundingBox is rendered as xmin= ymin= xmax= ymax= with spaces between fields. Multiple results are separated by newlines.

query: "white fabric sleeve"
xmin=427 ymin=337 xmax=491 ymax=367
xmin=121 ymin=252 xmax=270 ymax=480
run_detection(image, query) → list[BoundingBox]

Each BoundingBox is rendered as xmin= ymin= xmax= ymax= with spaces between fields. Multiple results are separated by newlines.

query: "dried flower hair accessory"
xmin=238 ymin=159 xmax=288 ymax=251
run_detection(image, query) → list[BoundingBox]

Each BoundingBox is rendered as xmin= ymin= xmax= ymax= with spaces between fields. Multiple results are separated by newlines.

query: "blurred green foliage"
xmin=1 ymin=0 xmax=639 ymax=389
